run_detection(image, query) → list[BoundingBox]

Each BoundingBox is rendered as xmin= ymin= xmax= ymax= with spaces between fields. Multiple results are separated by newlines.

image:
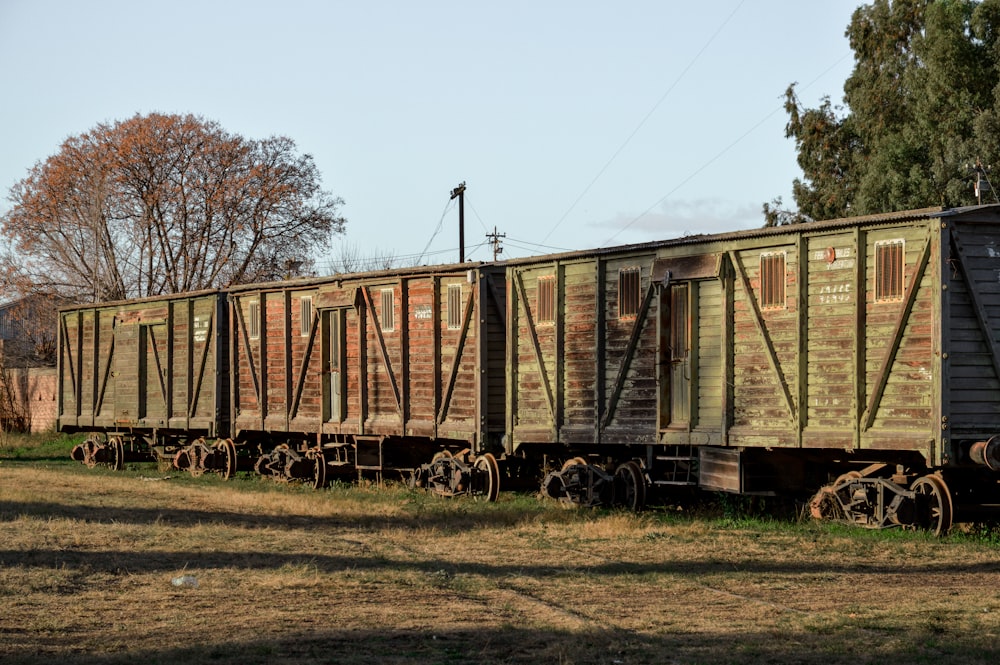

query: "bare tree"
xmin=325 ymin=241 xmax=399 ymax=274
xmin=1 ymin=113 xmax=346 ymax=301
xmin=0 ymin=363 xmax=28 ymax=435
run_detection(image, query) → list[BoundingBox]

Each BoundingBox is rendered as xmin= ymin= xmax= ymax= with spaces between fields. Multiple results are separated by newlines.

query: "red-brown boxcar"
xmin=216 ymin=262 xmax=507 ymax=495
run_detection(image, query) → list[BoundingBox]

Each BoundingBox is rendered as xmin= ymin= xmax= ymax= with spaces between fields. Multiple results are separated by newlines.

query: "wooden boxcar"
xmin=216 ymin=262 xmax=508 ymax=494
xmin=58 ymin=290 xmax=229 ymax=469
xmin=510 ymin=205 xmax=1000 ymax=531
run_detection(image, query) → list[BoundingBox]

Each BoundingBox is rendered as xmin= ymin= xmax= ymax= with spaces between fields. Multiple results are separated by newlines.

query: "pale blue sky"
xmin=0 ymin=1 xmax=858 ymax=268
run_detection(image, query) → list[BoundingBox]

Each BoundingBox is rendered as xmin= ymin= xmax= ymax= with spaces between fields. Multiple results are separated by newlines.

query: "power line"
xmin=541 ymin=0 xmax=746 ymax=244
xmin=415 ymin=198 xmax=457 ymax=265
xmin=600 ymin=51 xmax=853 ymax=247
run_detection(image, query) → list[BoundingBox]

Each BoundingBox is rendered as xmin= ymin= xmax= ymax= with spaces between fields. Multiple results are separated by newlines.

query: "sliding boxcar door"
xmin=324 ymin=308 xmax=346 ymax=423
xmin=665 ymin=283 xmax=691 ymax=427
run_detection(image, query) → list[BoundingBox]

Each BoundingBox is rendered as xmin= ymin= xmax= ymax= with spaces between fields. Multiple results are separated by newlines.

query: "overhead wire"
xmin=600 ymin=51 xmax=853 ymax=247
xmin=540 ymin=0 xmax=747 ymax=244
xmin=415 ymin=198 xmax=457 ymax=265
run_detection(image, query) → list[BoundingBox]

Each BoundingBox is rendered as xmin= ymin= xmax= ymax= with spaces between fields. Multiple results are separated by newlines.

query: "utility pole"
xmin=486 ymin=226 xmax=506 ymax=261
xmin=450 ymin=182 xmax=466 ymax=263
xmin=973 ymin=159 xmax=993 ymax=204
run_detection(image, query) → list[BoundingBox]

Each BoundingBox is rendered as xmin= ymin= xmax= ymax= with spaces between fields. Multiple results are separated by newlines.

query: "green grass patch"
xmin=0 ymin=431 xmax=81 ymax=461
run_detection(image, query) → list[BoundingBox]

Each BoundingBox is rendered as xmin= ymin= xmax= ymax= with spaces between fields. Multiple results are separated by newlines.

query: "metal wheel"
xmin=109 ymin=436 xmax=125 ymax=471
xmin=475 ymin=453 xmax=501 ymax=502
xmin=561 ymin=457 xmax=586 ymax=472
xmin=613 ymin=461 xmax=646 ymax=511
xmin=216 ymin=439 xmax=238 ymax=480
xmin=912 ymin=475 xmax=953 ymax=536
xmin=312 ymin=450 xmax=328 ymax=489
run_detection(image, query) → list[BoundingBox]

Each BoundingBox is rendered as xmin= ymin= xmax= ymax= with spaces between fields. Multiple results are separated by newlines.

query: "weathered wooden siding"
xmin=483 ymin=275 xmax=507 ymax=433
xmin=804 ymin=232 xmax=858 ymax=446
xmin=561 ymin=261 xmax=598 ymax=442
xmin=231 ymin=266 xmax=499 ymax=448
xmin=696 ymin=279 xmax=724 ymax=431
xmin=861 ymin=227 xmax=935 ymax=447
xmin=58 ymin=292 xmax=225 ymax=436
xmin=728 ymin=244 xmax=799 ymax=447
xmin=509 ymin=264 xmax=557 ymax=443
xmin=945 ymin=219 xmax=1000 ymax=445
xmin=435 ymin=276 xmax=479 ymax=440
xmin=231 ymin=292 xmax=261 ymax=430
xmin=602 ymin=255 xmax=659 ymax=444
xmin=507 ymin=254 xmax=661 ymax=448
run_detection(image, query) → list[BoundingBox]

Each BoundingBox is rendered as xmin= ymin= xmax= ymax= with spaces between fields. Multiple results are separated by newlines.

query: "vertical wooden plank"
xmin=87 ymin=310 xmax=96 ymax=426
xmin=796 ymin=235 xmax=808 ymax=446
xmin=655 ymin=270 xmax=666 ymax=433
xmin=432 ymin=276 xmax=440 ymax=439
xmin=259 ymin=293 xmax=268 ymax=431
xmin=228 ymin=296 xmax=237 ymax=433
xmin=555 ymin=261 xmax=564 ymax=441
xmin=358 ymin=288 xmax=368 ymax=435
xmin=594 ymin=258 xmax=606 ymax=439
xmin=400 ymin=278 xmax=410 ymax=425
xmin=689 ymin=280 xmax=700 ymax=430
xmin=475 ymin=270 xmax=487 ymax=450
xmin=853 ymin=227 xmax=866 ymax=450
xmin=936 ymin=220 xmax=949 ymax=466
xmin=56 ymin=312 xmax=66 ymax=425
xmin=76 ymin=310 xmax=84 ymax=421
xmin=283 ymin=289 xmax=292 ymax=430
xmin=505 ymin=270 xmax=516 ymax=452
xmin=722 ymin=261 xmax=733 ymax=443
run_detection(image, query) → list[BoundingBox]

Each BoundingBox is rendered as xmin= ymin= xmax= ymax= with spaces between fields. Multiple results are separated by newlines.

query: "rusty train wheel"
xmin=475 ymin=453 xmax=500 ymax=502
xmin=912 ymin=475 xmax=953 ymax=536
xmin=561 ymin=457 xmax=586 ymax=472
xmin=312 ymin=451 xmax=328 ymax=490
xmin=216 ymin=439 xmax=238 ymax=480
xmin=614 ymin=461 xmax=646 ymax=512
xmin=109 ymin=437 xmax=125 ymax=471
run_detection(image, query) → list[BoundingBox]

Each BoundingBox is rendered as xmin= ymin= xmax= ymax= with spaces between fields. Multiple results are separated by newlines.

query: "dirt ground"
xmin=2 ymin=463 xmax=1000 ymax=664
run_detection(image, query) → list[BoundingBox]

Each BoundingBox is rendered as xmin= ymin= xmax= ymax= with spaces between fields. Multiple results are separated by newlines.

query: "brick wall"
xmin=3 ymin=367 xmax=58 ymax=433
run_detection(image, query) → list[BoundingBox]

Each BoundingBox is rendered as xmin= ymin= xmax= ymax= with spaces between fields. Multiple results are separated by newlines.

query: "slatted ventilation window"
xmin=875 ymin=239 xmax=905 ymax=302
xmin=380 ymin=288 xmax=395 ymax=331
xmin=248 ymin=300 xmax=260 ymax=340
xmin=537 ymin=276 xmax=555 ymax=324
xmin=759 ymin=252 xmax=786 ymax=309
xmin=299 ymin=296 xmax=312 ymax=336
xmin=619 ymin=267 xmax=641 ymax=319
xmin=447 ymin=284 xmax=463 ymax=329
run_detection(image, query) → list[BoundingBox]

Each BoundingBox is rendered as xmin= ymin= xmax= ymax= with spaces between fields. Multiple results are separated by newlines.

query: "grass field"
xmin=2 ymin=433 xmax=1000 ymax=664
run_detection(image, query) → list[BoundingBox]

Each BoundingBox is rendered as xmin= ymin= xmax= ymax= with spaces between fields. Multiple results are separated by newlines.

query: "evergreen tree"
xmin=781 ymin=0 xmax=1000 ymax=220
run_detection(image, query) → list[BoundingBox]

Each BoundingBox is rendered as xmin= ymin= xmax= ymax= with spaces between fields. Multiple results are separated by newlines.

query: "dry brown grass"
xmin=2 ymin=463 xmax=1000 ymax=664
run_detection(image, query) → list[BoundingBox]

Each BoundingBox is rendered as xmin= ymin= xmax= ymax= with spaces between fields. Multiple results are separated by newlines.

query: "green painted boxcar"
xmin=58 ymin=290 xmax=229 ymax=469
xmin=510 ymin=205 xmax=1000 ymax=533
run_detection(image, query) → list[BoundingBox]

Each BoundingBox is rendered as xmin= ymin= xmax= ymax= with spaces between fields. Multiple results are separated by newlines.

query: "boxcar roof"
xmin=57 ymin=203 xmax=1000 ymax=311
xmin=225 ymin=260 xmax=506 ymax=294
xmin=57 ymin=288 xmax=223 ymax=314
